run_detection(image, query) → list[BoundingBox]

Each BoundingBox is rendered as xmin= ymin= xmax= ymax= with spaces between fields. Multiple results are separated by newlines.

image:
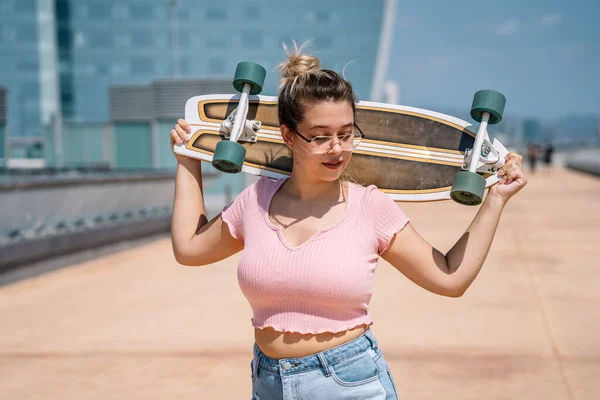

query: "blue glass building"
xmin=66 ymin=0 xmax=387 ymax=122
xmin=0 ymin=0 xmax=392 ymax=166
xmin=0 ymin=0 xmax=60 ymax=169
xmin=0 ymin=0 xmax=59 ymax=139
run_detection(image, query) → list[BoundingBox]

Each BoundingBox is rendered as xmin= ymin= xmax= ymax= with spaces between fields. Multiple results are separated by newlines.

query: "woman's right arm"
xmin=170 ymin=119 xmax=243 ymax=266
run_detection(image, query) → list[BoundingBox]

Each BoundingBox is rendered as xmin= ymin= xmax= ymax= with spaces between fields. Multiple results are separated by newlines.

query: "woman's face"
xmin=282 ymin=100 xmax=354 ymax=182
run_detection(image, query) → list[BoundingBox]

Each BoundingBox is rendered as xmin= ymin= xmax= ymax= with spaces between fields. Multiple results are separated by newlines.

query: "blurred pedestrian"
xmin=542 ymin=140 xmax=554 ymax=172
xmin=527 ymin=143 xmax=538 ymax=173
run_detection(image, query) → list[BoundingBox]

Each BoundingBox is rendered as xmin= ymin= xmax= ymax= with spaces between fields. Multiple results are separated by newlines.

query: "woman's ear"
xmin=280 ymin=125 xmax=295 ymax=148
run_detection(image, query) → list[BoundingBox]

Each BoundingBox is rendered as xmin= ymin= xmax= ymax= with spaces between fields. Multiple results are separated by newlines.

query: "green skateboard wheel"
xmin=212 ymin=140 xmax=246 ymax=173
xmin=450 ymin=171 xmax=486 ymax=206
xmin=233 ymin=62 xmax=266 ymax=95
xmin=470 ymin=90 xmax=506 ymax=125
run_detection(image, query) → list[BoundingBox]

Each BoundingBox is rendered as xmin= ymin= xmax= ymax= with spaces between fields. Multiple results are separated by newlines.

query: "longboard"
xmin=175 ymin=94 xmax=508 ymax=202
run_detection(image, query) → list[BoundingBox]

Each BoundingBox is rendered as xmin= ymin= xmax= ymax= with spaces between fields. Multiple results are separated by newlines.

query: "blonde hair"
xmin=276 ymin=40 xmax=357 ymax=131
xmin=276 ymin=40 xmax=367 ymax=186
xmin=277 ymin=40 xmax=327 ymax=93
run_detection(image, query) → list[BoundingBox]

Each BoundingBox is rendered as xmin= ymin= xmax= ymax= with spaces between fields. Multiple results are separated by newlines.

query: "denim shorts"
xmin=250 ymin=328 xmax=399 ymax=399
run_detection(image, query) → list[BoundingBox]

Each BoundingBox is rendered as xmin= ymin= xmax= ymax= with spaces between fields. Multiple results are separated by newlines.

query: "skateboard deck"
xmin=176 ymin=94 xmax=508 ymax=202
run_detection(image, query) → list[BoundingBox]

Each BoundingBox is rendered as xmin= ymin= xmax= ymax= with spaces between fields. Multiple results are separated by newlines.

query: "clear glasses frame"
xmin=293 ymin=122 xmax=365 ymax=153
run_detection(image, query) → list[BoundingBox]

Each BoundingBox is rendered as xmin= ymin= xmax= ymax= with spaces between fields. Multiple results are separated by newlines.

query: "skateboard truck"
xmin=219 ymin=107 xmax=261 ymax=143
xmin=462 ymin=137 xmax=504 ymax=173
xmin=451 ymin=90 xmax=506 ymax=206
xmin=211 ymin=61 xmax=266 ymax=173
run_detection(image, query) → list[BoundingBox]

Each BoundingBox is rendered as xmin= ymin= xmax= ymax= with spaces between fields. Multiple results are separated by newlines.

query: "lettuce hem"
xmin=251 ymin=318 xmax=373 ymax=335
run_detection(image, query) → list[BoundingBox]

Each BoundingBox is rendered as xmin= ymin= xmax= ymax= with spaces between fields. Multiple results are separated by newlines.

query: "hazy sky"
xmin=388 ymin=0 xmax=599 ymax=119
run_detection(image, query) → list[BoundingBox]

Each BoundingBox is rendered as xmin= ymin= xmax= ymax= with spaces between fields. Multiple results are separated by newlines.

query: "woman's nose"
xmin=328 ymin=141 xmax=343 ymax=154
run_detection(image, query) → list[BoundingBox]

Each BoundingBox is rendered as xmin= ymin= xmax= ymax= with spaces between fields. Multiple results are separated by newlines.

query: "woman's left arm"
xmin=381 ymin=152 xmax=527 ymax=297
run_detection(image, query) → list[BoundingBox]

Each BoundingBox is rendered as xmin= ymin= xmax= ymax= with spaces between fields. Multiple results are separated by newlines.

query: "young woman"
xmin=169 ymin=44 xmax=527 ymax=400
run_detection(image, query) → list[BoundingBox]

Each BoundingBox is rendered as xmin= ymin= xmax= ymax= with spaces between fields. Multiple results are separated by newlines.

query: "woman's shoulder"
xmin=235 ymin=176 xmax=285 ymax=203
xmin=255 ymin=176 xmax=286 ymax=193
xmin=238 ymin=175 xmax=280 ymax=191
xmin=348 ymin=181 xmax=385 ymax=202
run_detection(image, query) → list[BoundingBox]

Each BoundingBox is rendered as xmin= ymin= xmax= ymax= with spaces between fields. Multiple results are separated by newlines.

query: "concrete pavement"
xmin=1 ymin=168 xmax=599 ymax=399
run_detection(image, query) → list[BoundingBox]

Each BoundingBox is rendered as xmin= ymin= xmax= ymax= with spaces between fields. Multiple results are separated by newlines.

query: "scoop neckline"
xmin=263 ymin=178 xmax=353 ymax=251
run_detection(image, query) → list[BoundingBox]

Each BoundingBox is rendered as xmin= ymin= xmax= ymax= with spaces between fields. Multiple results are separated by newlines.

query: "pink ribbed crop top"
xmin=221 ymin=177 xmax=410 ymax=334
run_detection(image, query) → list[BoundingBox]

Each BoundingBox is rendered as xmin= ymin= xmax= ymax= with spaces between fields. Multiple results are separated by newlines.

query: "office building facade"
xmin=0 ymin=0 xmax=393 ymax=167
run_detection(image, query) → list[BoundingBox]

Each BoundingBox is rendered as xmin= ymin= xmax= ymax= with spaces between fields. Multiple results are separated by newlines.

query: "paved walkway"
xmin=1 ymin=168 xmax=599 ymax=399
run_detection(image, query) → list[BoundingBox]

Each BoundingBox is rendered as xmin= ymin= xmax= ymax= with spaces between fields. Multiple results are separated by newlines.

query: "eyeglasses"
xmin=293 ymin=122 xmax=365 ymax=154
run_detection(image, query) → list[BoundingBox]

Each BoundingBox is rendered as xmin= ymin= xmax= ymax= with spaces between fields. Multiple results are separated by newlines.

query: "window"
xmin=130 ymin=2 xmax=153 ymax=19
xmin=73 ymin=64 xmax=91 ymax=76
xmin=177 ymin=9 xmax=189 ymax=20
xmin=155 ymin=59 xmax=170 ymax=76
xmin=72 ymin=3 xmax=86 ymax=17
xmin=206 ymin=7 xmax=226 ymax=21
xmin=111 ymin=4 xmax=128 ymax=19
xmin=208 ymin=58 xmax=225 ymax=75
xmin=131 ymin=57 xmax=154 ymax=75
xmin=17 ymin=60 xmax=38 ymax=73
xmin=178 ymin=31 xmax=190 ymax=48
xmin=24 ymin=99 xmax=39 ymax=113
xmin=0 ymin=1 xmax=13 ymax=13
xmin=96 ymin=63 xmax=109 ymax=76
xmin=241 ymin=31 xmax=263 ymax=48
xmin=245 ymin=6 xmax=260 ymax=19
xmin=207 ymin=37 xmax=228 ymax=48
xmin=1 ymin=26 xmax=17 ymax=43
xmin=59 ymin=59 xmax=72 ymax=74
xmin=17 ymin=25 xmax=37 ymax=44
xmin=110 ymin=63 xmax=128 ymax=76
xmin=115 ymin=34 xmax=131 ymax=48
xmin=20 ymin=81 xmax=39 ymax=97
xmin=14 ymin=0 xmax=35 ymax=12
xmin=132 ymin=30 xmax=152 ymax=48
xmin=88 ymin=31 xmax=113 ymax=48
xmin=180 ymin=57 xmax=190 ymax=75
xmin=89 ymin=1 xmax=112 ymax=19
xmin=61 ymin=102 xmax=74 ymax=118
xmin=155 ymin=34 xmax=168 ymax=48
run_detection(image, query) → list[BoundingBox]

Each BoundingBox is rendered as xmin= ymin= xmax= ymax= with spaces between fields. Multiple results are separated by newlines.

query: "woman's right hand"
xmin=170 ymin=118 xmax=195 ymax=162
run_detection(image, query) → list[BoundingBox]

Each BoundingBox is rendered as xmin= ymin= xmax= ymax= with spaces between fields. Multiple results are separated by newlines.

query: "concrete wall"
xmin=566 ymin=149 xmax=600 ymax=177
xmin=0 ymin=169 xmax=232 ymax=272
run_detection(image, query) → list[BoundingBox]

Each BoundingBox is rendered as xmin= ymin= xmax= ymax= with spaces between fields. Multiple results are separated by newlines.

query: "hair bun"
xmin=277 ymin=40 xmax=322 ymax=89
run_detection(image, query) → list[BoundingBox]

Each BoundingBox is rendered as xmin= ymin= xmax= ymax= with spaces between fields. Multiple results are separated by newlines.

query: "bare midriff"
xmin=254 ymin=323 xmax=370 ymax=359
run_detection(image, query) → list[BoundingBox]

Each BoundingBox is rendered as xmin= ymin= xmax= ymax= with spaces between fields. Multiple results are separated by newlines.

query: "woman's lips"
xmin=322 ymin=160 xmax=343 ymax=169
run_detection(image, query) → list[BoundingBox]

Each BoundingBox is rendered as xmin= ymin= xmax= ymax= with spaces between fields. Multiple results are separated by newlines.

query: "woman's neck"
xmin=283 ymin=174 xmax=342 ymax=201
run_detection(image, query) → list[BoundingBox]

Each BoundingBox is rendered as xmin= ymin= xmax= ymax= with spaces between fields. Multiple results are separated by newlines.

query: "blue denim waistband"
xmin=252 ymin=328 xmax=380 ymax=377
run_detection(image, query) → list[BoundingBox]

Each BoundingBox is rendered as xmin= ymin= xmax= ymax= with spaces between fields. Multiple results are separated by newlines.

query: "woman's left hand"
xmin=488 ymin=152 xmax=528 ymax=204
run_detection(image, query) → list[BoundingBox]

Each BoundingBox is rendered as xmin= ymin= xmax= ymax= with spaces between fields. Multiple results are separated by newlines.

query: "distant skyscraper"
xmin=0 ymin=0 xmax=61 ymax=139
xmin=0 ymin=0 xmax=391 ymax=134
xmin=66 ymin=0 xmax=389 ymax=122
xmin=1 ymin=0 xmax=396 ymax=169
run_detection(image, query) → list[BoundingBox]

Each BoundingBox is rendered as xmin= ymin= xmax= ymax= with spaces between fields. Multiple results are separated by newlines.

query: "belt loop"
xmin=364 ymin=329 xmax=379 ymax=352
xmin=317 ymin=352 xmax=332 ymax=377
xmin=252 ymin=354 xmax=262 ymax=381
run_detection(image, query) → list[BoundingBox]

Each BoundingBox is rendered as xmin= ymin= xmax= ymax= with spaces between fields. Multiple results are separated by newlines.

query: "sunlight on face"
xmin=289 ymin=101 xmax=354 ymax=182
